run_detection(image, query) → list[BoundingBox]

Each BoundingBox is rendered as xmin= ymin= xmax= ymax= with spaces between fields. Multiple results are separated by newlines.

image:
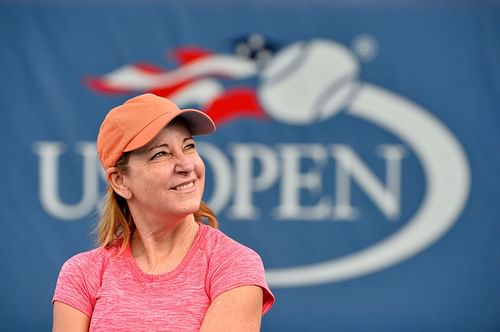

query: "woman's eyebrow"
xmin=144 ymin=137 xmax=194 ymax=152
xmin=146 ymin=143 xmax=168 ymax=152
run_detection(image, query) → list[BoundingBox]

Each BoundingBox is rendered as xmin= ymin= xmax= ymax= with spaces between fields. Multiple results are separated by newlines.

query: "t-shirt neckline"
xmin=124 ymin=223 xmax=207 ymax=282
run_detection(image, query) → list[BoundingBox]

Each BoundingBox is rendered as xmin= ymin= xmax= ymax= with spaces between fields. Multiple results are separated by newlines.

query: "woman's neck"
xmin=130 ymin=215 xmax=199 ymax=275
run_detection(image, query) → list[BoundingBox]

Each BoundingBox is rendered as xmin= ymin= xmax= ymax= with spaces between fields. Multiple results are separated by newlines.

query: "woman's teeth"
xmin=174 ymin=181 xmax=194 ymax=191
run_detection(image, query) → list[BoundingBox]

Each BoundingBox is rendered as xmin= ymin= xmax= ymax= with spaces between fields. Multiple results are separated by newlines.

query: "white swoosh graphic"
xmin=99 ymin=55 xmax=258 ymax=90
xmin=266 ymin=83 xmax=470 ymax=287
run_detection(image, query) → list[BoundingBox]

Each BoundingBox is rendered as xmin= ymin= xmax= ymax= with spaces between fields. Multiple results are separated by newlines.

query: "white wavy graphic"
xmin=266 ymin=82 xmax=470 ymax=287
xmin=98 ymin=55 xmax=258 ymax=90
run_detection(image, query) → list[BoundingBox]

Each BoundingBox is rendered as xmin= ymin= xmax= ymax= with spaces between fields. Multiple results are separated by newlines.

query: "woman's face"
xmin=121 ymin=120 xmax=205 ymax=219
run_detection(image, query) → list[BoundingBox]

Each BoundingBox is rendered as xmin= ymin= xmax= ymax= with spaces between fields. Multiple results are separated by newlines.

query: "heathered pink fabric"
xmin=53 ymin=224 xmax=274 ymax=331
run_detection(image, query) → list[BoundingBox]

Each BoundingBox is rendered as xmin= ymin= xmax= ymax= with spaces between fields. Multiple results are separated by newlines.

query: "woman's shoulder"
xmin=60 ymin=245 xmax=118 ymax=273
xmin=53 ymin=246 xmax=119 ymax=315
xmin=198 ymin=224 xmax=275 ymax=313
xmin=198 ymin=224 xmax=264 ymax=267
xmin=200 ymin=224 xmax=256 ymax=254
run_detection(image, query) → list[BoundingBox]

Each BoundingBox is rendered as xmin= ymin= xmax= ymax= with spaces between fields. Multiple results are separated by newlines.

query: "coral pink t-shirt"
xmin=53 ymin=224 xmax=274 ymax=331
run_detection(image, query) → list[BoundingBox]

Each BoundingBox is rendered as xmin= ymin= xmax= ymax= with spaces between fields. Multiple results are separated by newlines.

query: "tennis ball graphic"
xmin=258 ymin=39 xmax=359 ymax=124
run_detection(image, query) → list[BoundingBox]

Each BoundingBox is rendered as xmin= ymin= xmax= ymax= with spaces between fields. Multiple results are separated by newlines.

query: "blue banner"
xmin=1 ymin=1 xmax=500 ymax=331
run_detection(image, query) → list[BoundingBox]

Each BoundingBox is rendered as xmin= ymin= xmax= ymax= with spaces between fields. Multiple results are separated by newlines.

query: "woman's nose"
xmin=174 ymin=155 xmax=195 ymax=174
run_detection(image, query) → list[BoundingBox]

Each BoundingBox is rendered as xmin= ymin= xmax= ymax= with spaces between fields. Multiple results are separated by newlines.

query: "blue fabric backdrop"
xmin=1 ymin=0 xmax=499 ymax=331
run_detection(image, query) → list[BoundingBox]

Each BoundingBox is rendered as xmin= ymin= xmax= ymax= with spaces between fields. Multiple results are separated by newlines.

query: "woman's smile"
xmin=170 ymin=180 xmax=196 ymax=192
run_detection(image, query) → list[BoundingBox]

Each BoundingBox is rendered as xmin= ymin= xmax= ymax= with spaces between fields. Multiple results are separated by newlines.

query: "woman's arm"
xmin=53 ymin=301 xmax=90 ymax=332
xmin=200 ymin=285 xmax=264 ymax=332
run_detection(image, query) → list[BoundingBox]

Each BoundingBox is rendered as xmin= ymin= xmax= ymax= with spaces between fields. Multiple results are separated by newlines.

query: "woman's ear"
xmin=106 ymin=167 xmax=132 ymax=200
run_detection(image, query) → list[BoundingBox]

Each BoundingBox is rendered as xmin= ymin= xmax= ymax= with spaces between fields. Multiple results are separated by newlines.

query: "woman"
xmin=52 ymin=93 xmax=274 ymax=331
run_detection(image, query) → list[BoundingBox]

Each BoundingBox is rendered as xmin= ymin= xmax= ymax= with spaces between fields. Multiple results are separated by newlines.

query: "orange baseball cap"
xmin=97 ymin=93 xmax=216 ymax=169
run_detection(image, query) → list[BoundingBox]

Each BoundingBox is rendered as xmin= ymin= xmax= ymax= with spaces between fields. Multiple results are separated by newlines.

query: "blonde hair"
xmin=96 ymin=186 xmax=218 ymax=255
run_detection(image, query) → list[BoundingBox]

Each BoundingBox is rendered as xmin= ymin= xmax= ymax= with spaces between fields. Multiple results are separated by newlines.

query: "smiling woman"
xmin=51 ymin=94 xmax=274 ymax=332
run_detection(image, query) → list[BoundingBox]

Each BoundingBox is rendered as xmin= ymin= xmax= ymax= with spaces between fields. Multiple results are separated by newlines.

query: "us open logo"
xmin=33 ymin=36 xmax=470 ymax=287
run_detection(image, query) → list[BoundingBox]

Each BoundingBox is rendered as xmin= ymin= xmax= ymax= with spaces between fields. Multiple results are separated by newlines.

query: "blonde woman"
xmin=52 ymin=94 xmax=274 ymax=331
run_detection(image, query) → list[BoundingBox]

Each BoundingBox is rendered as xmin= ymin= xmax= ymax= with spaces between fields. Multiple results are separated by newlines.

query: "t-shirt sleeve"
xmin=207 ymin=236 xmax=275 ymax=315
xmin=52 ymin=250 xmax=103 ymax=317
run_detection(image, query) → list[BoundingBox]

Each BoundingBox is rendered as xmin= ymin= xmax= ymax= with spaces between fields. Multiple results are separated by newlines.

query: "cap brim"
xmin=124 ymin=109 xmax=216 ymax=153
xmin=177 ymin=109 xmax=216 ymax=136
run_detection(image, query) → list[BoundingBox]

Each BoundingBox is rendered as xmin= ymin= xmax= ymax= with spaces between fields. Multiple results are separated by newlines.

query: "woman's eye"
xmin=151 ymin=151 xmax=169 ymax=159
xmin=185 ymin=143 xmax=196 ymax=150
